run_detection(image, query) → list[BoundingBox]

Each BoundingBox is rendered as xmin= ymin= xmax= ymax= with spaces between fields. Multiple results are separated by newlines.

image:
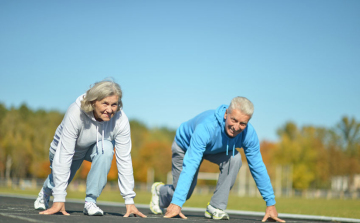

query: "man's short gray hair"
xmin=81 ymin=79 xmax=123 ymax=113
xmin=228 ymin=96 xmax=254 ymax=118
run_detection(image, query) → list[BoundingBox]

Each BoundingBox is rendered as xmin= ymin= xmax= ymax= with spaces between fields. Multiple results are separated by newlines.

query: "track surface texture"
xmin=0 ymin=194 xmax=352 ymax=223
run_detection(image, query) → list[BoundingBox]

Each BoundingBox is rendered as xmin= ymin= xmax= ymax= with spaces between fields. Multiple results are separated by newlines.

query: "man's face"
xmin=224 ymin=109 xmax=251 ymax=138
xmin=93 ymin=95 xmax=119 ymax=122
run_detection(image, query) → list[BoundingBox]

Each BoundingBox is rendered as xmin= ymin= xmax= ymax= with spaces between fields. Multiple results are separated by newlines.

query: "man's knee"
xmin=231 ymin=153 xmax=242 ymax=170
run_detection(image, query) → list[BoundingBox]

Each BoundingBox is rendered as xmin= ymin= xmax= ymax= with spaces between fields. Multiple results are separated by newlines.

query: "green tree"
xmin=337 ymin=116 xmax=360 ymax=155
xmin=0 ymin=103 xmax=64 ymax=179
xmin=275 ymin=122 xmax=318 ymax=189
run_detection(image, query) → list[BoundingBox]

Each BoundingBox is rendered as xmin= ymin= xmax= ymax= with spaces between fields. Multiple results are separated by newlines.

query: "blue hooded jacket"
xmin=172 ymin=105 xmax=275 ymax=207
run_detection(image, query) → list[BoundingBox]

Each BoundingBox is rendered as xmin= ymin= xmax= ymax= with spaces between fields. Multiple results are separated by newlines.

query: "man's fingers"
xmin=163 ymin=204 xmax=183 ymax=219
xmin=163 ymin=210 xmax=174 ymax=218
xmin=123 ymin=212 xmax=130 ymax=217
xmin=262 ymin=215 xmax=285 ymax=222
xmin=163 ymin=212 xmax=176 ymax=218
xmin=163 ymin=213 xmax=173 ymax=218
xmin=179 ymin=212 xmax=187 ymax=219
xmin=262 ymin=214 xmax=269 ymax=222
xmin=163 ymin=212 xmax=187 ymax=219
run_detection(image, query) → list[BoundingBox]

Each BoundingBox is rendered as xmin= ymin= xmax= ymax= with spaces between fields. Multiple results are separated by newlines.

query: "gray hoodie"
xmin=50 ymin=94 xmax=135 ymax=204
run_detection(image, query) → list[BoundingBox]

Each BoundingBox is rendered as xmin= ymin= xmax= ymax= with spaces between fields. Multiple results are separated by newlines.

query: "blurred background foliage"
xmin=0 ymin=103 xmax=359 ymax=190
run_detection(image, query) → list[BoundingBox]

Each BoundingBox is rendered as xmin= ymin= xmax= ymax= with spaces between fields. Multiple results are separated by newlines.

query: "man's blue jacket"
xmin=172 ymin=105 xmax=275 ymax=207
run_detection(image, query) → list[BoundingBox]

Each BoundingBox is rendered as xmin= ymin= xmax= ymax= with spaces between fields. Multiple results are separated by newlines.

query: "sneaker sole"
xmin=151 ymin=182 xmax=164 ymax=194
xmin=34 ymin=201 xmax=48 ymax=210
xmin=205 ymin=211 xmax=212 ymax=219
xmin=34 ymin=207 xmax=46 ymax=211
xmin=205 ymin=211 xmax=229 ymax=220
xmin=83 ymin=209 xmax=103 ymax=216
xmin=150 ymin=182 xmax=164 ymax=215
xmin=149 ymin=204 xmax=162 ymax=215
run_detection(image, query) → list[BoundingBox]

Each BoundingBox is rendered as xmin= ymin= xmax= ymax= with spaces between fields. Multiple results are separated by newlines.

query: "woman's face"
xmin=93 ymin=95 xmax=119 ymax=122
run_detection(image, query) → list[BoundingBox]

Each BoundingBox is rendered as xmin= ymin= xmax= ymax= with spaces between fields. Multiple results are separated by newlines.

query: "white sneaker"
xmin=150 ymin=182 xmax=164 ymax=214
xmin=205 ymin=202 xmax=230 ymax=220
xmin=34 ymin=188 xmax=50 ymax=210
xmin=83 ymin=202 xmax=104 ymax=216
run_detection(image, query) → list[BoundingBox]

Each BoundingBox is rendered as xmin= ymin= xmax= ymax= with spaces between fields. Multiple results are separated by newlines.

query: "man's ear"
xmin=224 ymin=109 xmax=228 ymax=119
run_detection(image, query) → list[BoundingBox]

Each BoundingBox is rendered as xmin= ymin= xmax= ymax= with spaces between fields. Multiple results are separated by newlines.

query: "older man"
xmin=150 ymin=96 xmax=284 ymax=222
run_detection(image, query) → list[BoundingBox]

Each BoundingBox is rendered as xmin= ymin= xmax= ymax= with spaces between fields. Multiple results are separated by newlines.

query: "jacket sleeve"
xmin=171 ymin=124 xmax=210 ymax=207
xmin=114 ymin=112 xmax=136 ymax=204
xmin=52 ymin=105 xmax=80 ymax=202
xmin=242 ymin=125 xmax=276 ymax=206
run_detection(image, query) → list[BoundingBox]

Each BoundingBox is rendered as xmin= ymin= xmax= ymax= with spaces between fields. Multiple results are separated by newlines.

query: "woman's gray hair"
xmin=81 ymin=79 xmax=123 ymax=113
xmin=228 ymin=96 xmax=254 ymax=118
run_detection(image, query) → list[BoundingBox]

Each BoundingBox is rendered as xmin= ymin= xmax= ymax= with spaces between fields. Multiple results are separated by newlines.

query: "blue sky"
xmin=0 ymin=0 xmax=359 ymax=142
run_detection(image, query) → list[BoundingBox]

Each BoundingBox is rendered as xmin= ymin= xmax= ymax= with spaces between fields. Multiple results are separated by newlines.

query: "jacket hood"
xmin=214 ymin=104 xmax=228 ymax=132
xmin=75 ymin=94 xmax=105 ymax=154
xmin=75 ymin=94 xmax=99 ymax=123
xmin=215 ymin=104 xmax=238 ymax=156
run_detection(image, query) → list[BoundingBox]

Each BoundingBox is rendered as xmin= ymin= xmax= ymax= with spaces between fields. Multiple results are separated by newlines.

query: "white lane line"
xmin=0 ymin=213 xmax=53 ymax=223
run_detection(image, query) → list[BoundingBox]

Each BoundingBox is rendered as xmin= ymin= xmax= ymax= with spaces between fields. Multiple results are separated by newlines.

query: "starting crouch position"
xmin=150 ymin=96 xmax=284 ymax=222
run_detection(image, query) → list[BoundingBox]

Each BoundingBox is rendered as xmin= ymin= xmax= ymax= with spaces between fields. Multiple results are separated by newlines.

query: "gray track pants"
xmin=159 ymin=140 xmax=242 ymax=210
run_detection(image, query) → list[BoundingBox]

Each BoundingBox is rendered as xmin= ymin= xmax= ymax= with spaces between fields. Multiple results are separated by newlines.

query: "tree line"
xmin=0 ymin=103 xmax=359 ymax=190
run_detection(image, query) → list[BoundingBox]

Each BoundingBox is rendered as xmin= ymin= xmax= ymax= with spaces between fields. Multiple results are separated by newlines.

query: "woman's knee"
xmin=97 ymin=140 xmax=114 ymax=159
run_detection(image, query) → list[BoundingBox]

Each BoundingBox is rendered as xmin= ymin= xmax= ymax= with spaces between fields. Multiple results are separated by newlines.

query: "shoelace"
xmin=86 ymin=202 xmax=101 ymax=211
xmin=86 ymin=202 xmax=95 ymax=208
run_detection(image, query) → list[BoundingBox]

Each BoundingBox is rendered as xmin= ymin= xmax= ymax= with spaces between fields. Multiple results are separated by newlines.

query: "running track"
xmin=0 ymin=194 xmax=358 ymax=223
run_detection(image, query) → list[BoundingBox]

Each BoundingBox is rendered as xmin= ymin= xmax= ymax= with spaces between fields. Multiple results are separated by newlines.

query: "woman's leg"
xmin=84 ymin=140 xmax=114 ymax=203
xmin=42 ymin=152 xmax=84 ymax=195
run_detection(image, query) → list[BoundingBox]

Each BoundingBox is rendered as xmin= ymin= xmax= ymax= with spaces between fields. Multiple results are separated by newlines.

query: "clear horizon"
xmin=1 ymin=0 xmax=359 ymax=142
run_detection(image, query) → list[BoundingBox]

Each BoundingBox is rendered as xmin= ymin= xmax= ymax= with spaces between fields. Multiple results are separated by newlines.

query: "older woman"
xmin=34 ymin=79 xmax=146 ymax=217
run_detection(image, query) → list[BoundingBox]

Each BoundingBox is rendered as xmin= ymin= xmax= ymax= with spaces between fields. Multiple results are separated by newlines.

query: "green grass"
xmin=1 ymin=187 xmax=359 ymax=219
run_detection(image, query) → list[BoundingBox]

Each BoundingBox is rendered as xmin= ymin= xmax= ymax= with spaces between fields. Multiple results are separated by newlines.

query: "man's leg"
xmin=159 ymin=140 xmax=200 ymax=208
xmin=204 ymin=151 xmax=242 ymax=210
xmin=84 ymin=140 xmax=114 ymax=203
